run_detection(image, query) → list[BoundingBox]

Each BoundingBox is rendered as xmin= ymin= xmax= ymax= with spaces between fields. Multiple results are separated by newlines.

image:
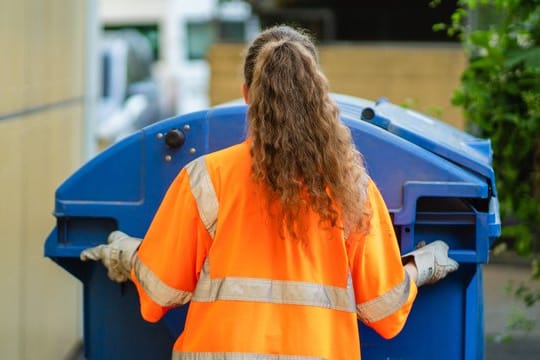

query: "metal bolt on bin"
xmin=45 ymin=94 xmax=500 ymax=360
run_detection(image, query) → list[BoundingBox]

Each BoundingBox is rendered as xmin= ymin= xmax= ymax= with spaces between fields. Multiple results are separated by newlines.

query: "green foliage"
xmin=436 ymin=1 xmax=540 ymax=265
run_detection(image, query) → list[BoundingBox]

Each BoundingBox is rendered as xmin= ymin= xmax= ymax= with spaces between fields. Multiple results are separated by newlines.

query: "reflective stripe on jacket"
xmin=131 ymin=140 xmax=417 ymax=360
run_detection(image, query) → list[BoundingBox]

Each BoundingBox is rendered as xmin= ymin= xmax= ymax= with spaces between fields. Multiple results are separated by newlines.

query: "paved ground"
xmin=484 ymin=259 xmax=540 ymax=359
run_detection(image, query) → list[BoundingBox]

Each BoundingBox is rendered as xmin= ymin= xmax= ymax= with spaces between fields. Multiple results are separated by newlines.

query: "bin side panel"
xmin=84 ymin=265 xmax=176 ymax=360
xmin=360 ymin=267 xmax=474 ymax=360
xmin=465 ymin=265 xmax=484 ymax=360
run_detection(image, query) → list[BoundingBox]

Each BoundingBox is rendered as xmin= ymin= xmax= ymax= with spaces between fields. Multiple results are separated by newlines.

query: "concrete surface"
xmin=484 ymin=260 xmax=540 ymax=360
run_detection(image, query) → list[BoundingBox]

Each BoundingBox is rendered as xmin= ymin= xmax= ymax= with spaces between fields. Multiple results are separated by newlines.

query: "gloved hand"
xmin=80 ymin=231 xmax=141 ymax=282
xmin=402 ymin=240 xmax=459 ymax=287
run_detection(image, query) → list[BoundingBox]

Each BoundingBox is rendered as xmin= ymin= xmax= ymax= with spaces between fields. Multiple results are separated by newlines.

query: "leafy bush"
xmin=433 ymin=0 xmax=540 ymax=266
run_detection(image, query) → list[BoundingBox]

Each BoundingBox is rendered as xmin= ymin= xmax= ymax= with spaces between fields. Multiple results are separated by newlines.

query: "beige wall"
xmin=209 ymin=43 xmax=467 ymax=128
xmin=0 ymin=0 xmax=87 ymax=359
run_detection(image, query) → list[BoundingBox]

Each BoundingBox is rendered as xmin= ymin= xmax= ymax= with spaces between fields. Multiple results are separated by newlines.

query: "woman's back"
xmin=174 ymin=141 xmax=361 ymax=358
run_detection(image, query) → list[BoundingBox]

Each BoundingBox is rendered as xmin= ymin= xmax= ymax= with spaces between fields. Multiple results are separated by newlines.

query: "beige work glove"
xmin=80 ymin=231 xmax=141 ymax=282
xmin=402 ymin=240 xmax=459 ymax=287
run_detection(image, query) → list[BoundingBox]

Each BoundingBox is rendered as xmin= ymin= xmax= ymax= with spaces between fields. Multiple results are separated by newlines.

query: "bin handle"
xmin=448 ymin=249 xmax=479 ymax=264
xmin=393 ymin=181 xmax=488 ymax=225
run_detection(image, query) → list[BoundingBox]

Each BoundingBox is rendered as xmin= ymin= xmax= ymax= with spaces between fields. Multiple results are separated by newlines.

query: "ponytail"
xmin=244 ymin=26 xmax=370 ymax=240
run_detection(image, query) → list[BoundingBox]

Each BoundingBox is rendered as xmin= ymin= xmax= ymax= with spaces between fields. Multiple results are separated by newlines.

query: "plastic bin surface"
xmin=45 ymin=94 xmax=500 ymax=360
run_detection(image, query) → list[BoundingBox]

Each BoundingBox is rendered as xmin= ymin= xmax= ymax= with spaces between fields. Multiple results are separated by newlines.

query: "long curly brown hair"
xmin=244 ymin=25 xmax=370 ymax=240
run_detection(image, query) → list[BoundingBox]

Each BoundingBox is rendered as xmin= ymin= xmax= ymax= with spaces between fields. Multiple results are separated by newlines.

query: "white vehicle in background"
xmin=98 ymin=0 xmax=259 ymax=145
xmin=172 ymin=0 xmax=259 ymax=114
xmin=97 ymin=30 xmax=163 ymax=145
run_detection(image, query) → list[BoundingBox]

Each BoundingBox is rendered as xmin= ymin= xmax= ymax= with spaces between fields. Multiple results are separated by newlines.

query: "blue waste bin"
xmin=45 ymin=94 xmax=500 ymax=360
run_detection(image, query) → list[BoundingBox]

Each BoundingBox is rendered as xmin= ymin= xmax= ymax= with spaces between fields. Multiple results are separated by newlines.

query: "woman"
xmin=82 ymin=25 xmax=458 ymax=359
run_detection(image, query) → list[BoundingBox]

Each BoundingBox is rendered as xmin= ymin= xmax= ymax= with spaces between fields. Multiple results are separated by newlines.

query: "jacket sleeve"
xmin=131 ymin=166 xmax=213 ymax=323
xmin=347 ymin=179 xmax=417 ymax=339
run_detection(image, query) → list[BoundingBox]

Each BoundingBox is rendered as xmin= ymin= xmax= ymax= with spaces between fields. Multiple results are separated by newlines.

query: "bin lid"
xmin=332 ymin=94 xmax=496 ymax=194
xmin=46 ymin=93 xmax=500 ymax=263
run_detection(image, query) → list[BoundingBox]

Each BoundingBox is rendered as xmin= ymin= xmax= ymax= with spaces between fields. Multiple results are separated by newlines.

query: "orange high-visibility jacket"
xmin=131 ymin=140 xmax=417 ymax=360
